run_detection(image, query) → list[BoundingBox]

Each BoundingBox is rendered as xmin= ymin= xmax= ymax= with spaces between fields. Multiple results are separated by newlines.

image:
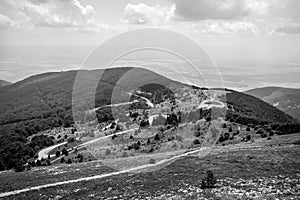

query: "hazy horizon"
xmin=1 ymin=0 xmax=300 ymax=91
xmin=0 ymin=44 xmax=299 ymax=92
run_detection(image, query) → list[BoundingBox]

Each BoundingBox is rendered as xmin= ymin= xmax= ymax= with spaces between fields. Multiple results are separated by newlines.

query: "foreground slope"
xmin=0 ymin=133 xmax=299 ymax=199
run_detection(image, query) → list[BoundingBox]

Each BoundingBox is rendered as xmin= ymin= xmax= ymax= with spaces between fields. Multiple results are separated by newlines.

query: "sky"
xmin=0 ymin=0 xmax=300 ymax=91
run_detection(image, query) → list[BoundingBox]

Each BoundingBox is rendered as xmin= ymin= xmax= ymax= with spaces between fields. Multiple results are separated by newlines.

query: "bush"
xmin=267 ymin=136 xmax=272 ymax=140
xmin=201 ymin=170 xmax=216 ymax=189
xmin=55 ymin=151 xmax=60 ymax=157
xmin=245 ymin=134 xmax=251 ymax=142
xmin=149 ymin=158 xmax=156 ymax=164
xmin=246 ymin=126 xmax=250 ymax=131
xmin=77 ymin=154 xmax=84 ymax=162
xmin=228 ymin=127 xmax=233 ymax=132
xmin=193 ymin=139 xmax=200 ymax=145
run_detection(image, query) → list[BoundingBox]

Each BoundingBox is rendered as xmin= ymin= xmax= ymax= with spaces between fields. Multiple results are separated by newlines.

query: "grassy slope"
xmin=0 ymin=133 xmax=299 ymax=199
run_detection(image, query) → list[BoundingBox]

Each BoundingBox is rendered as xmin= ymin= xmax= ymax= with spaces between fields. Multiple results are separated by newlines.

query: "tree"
xmin=55 ymin=151 xmax=60 ymax=157
xmin=36 ymin=159 xmax=41 ymax=166
xmin=154 ymin=134 xmax=160 ymax=141
xmin=60 ymin=157 xmax=65 ymax=163
xmin=66 ymin=158 xmax=72 ymax=164
xmin=77 ymin=154 xmax=84 ymax=162
xmin=223 ymin=132 xmax=230 ymax=141
xmin=193 ymin=139 xmax=200 ymax=145
xmin=228 ymin=127 xmax=233 ymax=132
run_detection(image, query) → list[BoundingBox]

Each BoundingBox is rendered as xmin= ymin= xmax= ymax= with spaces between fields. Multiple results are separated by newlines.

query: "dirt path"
xmin=0 ymin=147 xmax=208 ymax=198
xmin=37 ymin=141 xmax=67 ymax=160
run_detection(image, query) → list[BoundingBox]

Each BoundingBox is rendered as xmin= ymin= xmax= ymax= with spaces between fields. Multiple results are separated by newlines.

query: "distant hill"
xmin=245 ymin=87 xmax=300 ymax=121
xmin=0 ymin=80 xmax=11 ymax=87
xmin=0 ymin=67 xmax=181 ymax=137
xmin=0 ymin=67 xmax=299 ymax=171
xmin=0 ymin=69 xmax=296 ymax=139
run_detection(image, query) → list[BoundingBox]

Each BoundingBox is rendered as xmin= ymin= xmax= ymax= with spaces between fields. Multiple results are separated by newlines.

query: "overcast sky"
xmin=0 ymin=0 xmax=300 ymax=90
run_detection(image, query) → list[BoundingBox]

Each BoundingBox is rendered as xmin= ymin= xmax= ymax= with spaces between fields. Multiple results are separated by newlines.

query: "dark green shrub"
xmin=201 ymin=170 xmax=216 ymax=189
xmin=149 ymin=158 xmax=155 ymax=164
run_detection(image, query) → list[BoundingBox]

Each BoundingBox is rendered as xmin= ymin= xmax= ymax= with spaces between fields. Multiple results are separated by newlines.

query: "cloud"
xmin=22 ymin=0 xmax=97 ymax=28
xmin=273 ymin=24 xmax=300 ymax=34
xmin=0 ymin=0 xmax=103 ymax=31
xmin=268 ymin=0 xmax=300 ymax=22
xmin=0 ymin=13 xmax=19 ymax=29
xmin=202 ymin=21 xmax=259 ymax=35
xmin=123 ymin=3 xmax=175 ymax=25
xmin=173 ymin=0 xmax=250 ymax=21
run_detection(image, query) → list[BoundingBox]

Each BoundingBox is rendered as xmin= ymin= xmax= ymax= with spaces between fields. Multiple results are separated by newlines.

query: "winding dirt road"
xmin=0 ymin=147 xmax=208 ymax=198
